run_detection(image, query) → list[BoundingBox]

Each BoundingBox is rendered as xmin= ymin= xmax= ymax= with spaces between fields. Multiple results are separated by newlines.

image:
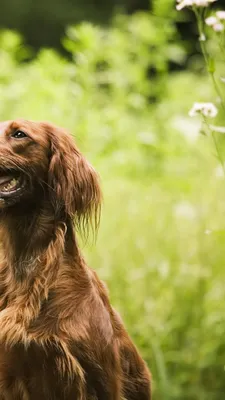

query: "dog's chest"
xmin=0 ymin=342 xmax=83 ymax=400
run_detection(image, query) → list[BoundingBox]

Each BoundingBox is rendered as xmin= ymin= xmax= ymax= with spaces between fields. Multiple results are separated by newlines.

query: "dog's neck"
xmin=0 ymin=198 xmax=78 ymax=279
xmin=0 ymin=199 xmax=86 ymax=345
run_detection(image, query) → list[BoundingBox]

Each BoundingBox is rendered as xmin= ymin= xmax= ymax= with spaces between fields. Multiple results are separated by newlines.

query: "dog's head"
xmin=0 ymin=119 xmax=101 ymax=229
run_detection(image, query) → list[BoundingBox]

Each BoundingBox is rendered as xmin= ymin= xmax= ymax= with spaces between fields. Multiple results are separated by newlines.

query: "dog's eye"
xmin=11 ymin=130 xmax=27 ymax=139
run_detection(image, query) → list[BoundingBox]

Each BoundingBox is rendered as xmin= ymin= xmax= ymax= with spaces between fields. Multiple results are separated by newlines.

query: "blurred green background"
xmin=1 ymin=0 xmax=225 ymax=398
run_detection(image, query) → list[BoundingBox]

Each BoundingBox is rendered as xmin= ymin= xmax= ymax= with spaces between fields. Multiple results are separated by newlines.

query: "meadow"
xmin=0 ymin=1 xmax=225 ymax=398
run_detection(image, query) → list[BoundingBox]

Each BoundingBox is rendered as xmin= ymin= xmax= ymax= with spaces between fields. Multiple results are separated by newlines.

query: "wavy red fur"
xmin=0 ymin=119 xmax=151 ymax=399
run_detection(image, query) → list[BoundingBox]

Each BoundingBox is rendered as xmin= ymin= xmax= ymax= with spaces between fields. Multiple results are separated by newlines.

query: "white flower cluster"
xmin=189 ymin=102 xmax=218 ymax=117
xmin=216 ymin=11 xmax=225 ymax=20
xmin=176 ymin=0 xmax=217 ymax=11
xmin=205 ymin=11 xmax=225 ymax=32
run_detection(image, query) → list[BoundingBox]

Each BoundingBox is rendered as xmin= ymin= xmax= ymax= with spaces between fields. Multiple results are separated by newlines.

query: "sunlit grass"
xmin=85 ymin=151 xmax=225 ymax=399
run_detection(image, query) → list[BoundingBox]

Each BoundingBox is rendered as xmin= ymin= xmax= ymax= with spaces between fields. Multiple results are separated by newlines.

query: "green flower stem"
xmin=203 ymin=116 xmax=225 ymax=175
xmin=194 ymin=7 xmax=225 ymax=113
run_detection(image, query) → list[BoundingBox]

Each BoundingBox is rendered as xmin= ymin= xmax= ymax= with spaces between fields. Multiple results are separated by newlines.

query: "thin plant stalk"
xmin=203 ymin=116 xmax=225 ymax=175
xmin=193 ymin=7 xmax=225 ymax=113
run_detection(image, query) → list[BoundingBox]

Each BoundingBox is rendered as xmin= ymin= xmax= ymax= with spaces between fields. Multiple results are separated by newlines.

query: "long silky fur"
xmin=0 ymin=119 xmax=151 ymax=400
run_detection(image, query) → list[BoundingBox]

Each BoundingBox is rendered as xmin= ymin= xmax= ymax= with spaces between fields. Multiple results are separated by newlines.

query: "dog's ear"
xmin=45 ymin=123 xmax=101 ymax=232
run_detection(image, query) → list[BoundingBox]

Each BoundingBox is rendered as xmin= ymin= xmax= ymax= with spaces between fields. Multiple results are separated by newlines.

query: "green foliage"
xmin=0 ymin=9 xmax=225 ymax=398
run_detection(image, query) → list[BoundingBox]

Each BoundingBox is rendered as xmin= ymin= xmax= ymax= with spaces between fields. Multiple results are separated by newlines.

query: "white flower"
xmin=205 ymin=14 xmax=225 ymax=31
xmin=176 ymin=0 xmax=217 ymax=10
xmin=216 ymin=10 xmax=225 ymax=20
xmin=205 ymin=16 xmax=218 ymax=26
xmin=176 ymin=0 xmax=193 ymax=10
xmin=213 ymin=22 xmax=224 ymax=31
xmin=189 ymin=102 xmax=218 ymax=118
xmin=194 ymin=0 xmax=217 ymax=4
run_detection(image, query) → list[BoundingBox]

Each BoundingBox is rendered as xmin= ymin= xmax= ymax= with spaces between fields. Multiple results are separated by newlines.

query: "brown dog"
xmin=0 ymin=119 xmax=151 ymax=399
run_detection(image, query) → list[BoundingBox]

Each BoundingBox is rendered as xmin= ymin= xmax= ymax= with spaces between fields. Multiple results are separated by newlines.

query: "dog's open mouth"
xmin=0 ymin=173 xmax=25 ymax=197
